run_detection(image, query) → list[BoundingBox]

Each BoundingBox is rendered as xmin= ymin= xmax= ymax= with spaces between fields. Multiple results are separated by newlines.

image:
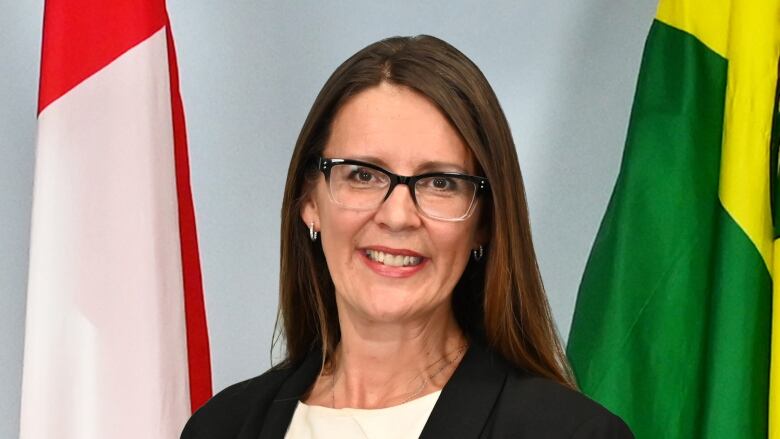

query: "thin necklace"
xmin=329 ymin=343 xmax=468 ymax=409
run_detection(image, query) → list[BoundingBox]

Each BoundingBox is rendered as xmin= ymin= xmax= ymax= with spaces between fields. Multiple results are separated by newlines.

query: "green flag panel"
xmin=567 ymin=20 xmax=771 ymax=438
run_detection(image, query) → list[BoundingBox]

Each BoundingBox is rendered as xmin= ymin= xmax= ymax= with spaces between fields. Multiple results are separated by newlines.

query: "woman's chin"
xmin=342 ymin=291 xmax=443 ymax=326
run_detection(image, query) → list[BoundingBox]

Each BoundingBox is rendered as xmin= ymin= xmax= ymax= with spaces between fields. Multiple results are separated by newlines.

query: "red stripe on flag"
xmin=38 ymin=0 xmax=167 ymax=113
xmin=165 ymin=21 xmax=214 ymax=412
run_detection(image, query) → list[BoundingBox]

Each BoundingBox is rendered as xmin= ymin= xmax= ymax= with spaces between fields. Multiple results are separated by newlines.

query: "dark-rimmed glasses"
xmin=318 ymin=157 xmax=489 ymax=221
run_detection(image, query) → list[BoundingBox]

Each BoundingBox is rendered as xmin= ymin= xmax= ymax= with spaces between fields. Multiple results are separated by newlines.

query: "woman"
xmin=181 ymin=35 xmax=633 ymax=438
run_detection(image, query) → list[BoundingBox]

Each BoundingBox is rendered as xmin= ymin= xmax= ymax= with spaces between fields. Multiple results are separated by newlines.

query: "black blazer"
xmin=181 ymin=341 xmax=633 ymax=438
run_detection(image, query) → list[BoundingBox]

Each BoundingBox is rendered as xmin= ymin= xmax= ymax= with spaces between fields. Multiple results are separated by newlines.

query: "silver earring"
xmin=309 ymin=222 xmax=319 ymax=242
xmin=472 ymin=245 xmax=484 ymax=261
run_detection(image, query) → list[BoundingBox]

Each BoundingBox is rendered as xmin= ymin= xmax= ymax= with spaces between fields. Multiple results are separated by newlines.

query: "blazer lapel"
xmin=257 ymin=351 xmax=322 ymax=439
xmin=419 ymin=341 xmax=508 ymax=439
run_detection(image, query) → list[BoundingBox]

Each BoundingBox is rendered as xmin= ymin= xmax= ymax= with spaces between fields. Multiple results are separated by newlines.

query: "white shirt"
xmin=284 ymin=390 xmax=441 ymax=439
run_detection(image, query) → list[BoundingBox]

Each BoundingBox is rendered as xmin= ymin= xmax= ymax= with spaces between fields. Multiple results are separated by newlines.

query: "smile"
xmin=364 ymin=249 xmax=423 ymax=267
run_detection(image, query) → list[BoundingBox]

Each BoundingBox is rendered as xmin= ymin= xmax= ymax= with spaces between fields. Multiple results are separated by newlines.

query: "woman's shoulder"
xmin=180 ymin=366 xmax=294 ymax=439
xmin=491 ymin=369 xmax=634 ymax=438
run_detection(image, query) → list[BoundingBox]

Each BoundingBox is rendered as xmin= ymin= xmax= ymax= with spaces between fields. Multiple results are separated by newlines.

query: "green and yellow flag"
xmin=567 ymin=0 xmax=780 ymax=437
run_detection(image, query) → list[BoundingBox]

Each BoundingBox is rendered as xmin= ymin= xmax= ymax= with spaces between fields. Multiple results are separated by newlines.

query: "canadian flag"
xmin=20 ymin=1 xmax=212 ymax=438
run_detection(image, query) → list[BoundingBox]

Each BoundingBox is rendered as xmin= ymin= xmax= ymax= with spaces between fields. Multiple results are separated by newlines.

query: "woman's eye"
xmin=357 ymin=170 xmax=373 ymax=181
xmin=349 ymin=168 xmax=373 ymax=182
xmin=432 ymin=178 xmax=450 ymax=189
xmin=346 ymin=167 xmax=380 ymax=184
xmin=429 ymin=177 xmax=457 ymax=191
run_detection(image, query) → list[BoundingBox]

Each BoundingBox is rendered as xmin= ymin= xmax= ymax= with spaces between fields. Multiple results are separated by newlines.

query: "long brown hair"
xmin=276 ymin=35 xmax=575 ymax=388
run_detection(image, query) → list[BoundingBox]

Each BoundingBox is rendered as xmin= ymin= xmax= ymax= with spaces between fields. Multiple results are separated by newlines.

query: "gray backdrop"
xmin=1 ymin=1 xmax=657 ymax=436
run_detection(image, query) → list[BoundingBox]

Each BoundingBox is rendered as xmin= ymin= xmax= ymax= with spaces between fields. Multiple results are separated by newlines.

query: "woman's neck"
xmin=316 ymin=305 xmax=467 ymax=409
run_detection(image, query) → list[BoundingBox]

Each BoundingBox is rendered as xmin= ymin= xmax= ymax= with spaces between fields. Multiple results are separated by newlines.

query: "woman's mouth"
xmin=359 ymin=247 xmax=428 ymax=278
xmin=364 ymin=249 xmax=423 ymax=267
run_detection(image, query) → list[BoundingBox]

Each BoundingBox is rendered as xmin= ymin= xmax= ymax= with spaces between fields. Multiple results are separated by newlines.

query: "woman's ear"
xmin=476 ymin=225 xmax=489 ymax=248
xmin=474 ymin=202 xmax=490 ymax=248
xmin=300 ymin=191 xmax=320 ymax=230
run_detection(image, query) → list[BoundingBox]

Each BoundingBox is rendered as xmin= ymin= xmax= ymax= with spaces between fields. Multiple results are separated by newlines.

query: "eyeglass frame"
xmin=317 ymin=157 xmax=490 ymax=221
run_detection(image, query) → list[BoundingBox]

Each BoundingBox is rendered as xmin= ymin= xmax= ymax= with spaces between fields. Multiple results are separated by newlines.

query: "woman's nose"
xmin=373 ymin=184 xmax=422 ymax=230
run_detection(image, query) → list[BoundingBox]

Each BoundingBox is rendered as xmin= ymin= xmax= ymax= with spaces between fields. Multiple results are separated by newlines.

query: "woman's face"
xmin=302 ymin=82 xmax=483 ymax=326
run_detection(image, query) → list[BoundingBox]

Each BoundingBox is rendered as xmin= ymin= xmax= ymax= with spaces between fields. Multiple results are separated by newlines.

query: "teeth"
xmin=366 ymin=250 xmax=422 ymax=267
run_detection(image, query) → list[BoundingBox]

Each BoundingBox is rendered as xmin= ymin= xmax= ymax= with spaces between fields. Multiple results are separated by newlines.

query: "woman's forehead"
xmin=325 ymin=84 xmax=475 ymax=173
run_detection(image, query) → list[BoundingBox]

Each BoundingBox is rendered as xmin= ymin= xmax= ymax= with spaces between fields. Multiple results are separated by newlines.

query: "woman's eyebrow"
xmin=415 ymin=161 xmax=469 ymax=174
xmin=341 ymin=155 xmax=469 ymax=174
xmin=346 ymin=155 xmax=390 ymax=168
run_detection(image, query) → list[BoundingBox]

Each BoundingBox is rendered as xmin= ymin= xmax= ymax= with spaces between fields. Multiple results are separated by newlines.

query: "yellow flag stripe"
xmin=656 ymin=0 xmax=730 ymax=58
xmin=657 ymin=0 xmax=776 ymax=270
xmin=718 ymin=0 xmax=778 ymax=276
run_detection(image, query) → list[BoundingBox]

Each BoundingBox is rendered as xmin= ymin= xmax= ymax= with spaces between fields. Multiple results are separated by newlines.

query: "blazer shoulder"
xmin=180 ymin=366 xmax=293 ymax=439
xmin=491 ymin=371 xmax=634 ymax=438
